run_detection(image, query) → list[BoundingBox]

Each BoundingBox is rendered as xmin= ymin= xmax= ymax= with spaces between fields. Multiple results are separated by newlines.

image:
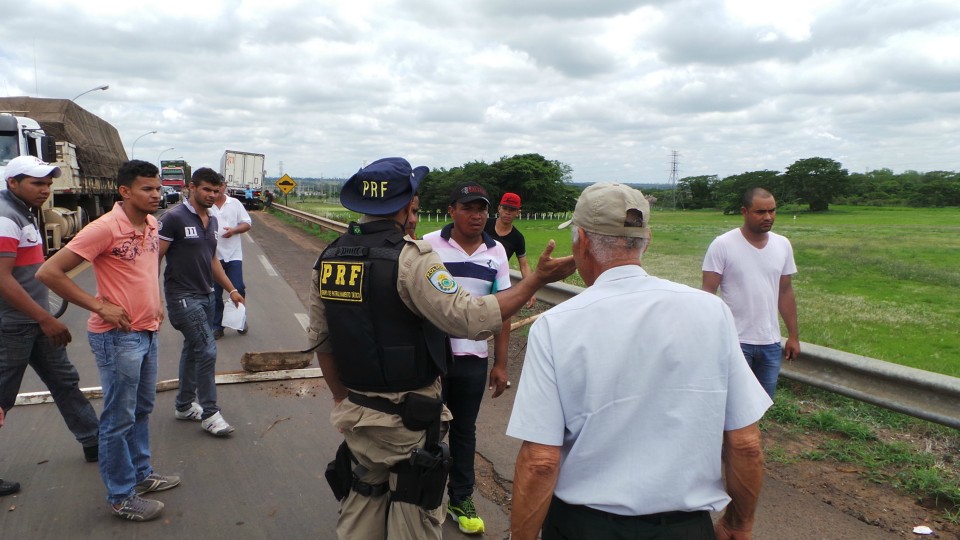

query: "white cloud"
xmin=0 ymin=0 xmax=957 ymax=181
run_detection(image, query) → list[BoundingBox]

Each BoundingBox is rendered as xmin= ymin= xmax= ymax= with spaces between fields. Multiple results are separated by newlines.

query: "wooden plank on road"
xmin=15 ymin=369 xmax=325 ymax=406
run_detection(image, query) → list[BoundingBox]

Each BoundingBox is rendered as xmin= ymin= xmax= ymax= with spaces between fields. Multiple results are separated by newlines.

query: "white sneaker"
xmin=201 ymin=412 xmax=235 ymax=437
xmin=175 ymin=402 xmax=203 ymax=421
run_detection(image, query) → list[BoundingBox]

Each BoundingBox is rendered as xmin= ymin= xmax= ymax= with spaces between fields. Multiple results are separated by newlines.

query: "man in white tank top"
xmin=702 ymin=187 xmax=800 ymax=398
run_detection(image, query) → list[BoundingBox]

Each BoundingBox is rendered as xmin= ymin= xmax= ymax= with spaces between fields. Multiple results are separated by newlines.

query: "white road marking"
xmin=259 ymin=254 xmax=279 ymax=277
xmin=295 ymin=313 xmax=310 ymax=331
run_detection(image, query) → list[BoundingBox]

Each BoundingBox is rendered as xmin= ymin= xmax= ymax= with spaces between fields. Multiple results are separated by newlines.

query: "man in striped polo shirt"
xmin=0 ymin=156 xmax=100 ymax=497
xmin=422 ymin=181 xmax=512 ymax=535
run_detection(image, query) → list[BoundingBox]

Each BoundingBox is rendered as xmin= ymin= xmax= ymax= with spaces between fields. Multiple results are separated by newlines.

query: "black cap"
xmin=449 ymin=182 xmax=490 ymax=206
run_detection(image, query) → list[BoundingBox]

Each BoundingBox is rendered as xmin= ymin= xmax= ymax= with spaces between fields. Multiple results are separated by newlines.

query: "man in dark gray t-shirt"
xmin=158 ymin=197 xmax=218 ymax=297
xmin=158 ymin=167 xmax=243 ymax=437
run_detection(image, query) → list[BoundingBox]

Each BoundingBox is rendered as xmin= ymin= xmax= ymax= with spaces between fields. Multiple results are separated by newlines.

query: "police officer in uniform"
xmin=309 ymin=157 xmax=574 ymax=540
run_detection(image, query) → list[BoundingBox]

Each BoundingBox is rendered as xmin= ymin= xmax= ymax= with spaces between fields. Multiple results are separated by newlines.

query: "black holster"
xmin=345 ymin=391 xmax=450 ymax=510
xmin=325 ymin=440 xmax=390 ymax=501
xmin=325 ymin=441 xmax=353 ymax=501
xmin=391 ymin=441 xmax=451 ymax=510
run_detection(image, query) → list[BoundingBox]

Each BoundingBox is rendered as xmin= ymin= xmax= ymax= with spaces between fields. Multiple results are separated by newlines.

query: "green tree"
xmin=783 ymin=157 xmax=849 ymax=211
xmin=677 ymin=175 xmax=717 ymax=209
xmin=908 ymin=171 xmax=960 ymax=207
xmin=420 ymin=154 xmax=577 ymax=213
xmin=490 ymin=153 xmax=577 ymax=212
xmin=713 ymin=170 xmax=781 ymax=214
xmin=845 ymin=169 xmax=896 ymax=205
xmin=418 ymin=161 xmax=496 ymax=212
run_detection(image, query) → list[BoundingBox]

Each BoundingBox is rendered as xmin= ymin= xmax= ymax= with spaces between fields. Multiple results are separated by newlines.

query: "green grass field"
xmin=289 ymin=200 xmax=960 ymax=377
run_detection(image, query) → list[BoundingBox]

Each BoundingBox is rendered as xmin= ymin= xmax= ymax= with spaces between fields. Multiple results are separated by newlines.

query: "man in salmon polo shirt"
xmin=38 ymin=160 xmax=181 ymax=522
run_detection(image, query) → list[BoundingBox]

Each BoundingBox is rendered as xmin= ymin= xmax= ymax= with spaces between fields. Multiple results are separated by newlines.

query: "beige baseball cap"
xmin=559 ymin=183 xmax=650 ymax=238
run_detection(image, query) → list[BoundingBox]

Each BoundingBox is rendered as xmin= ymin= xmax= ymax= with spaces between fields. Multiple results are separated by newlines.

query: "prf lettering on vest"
xmin=362 ymin=180 xmax=389 ymax=198
xmin=319 ymin=262 xmax=365 ymax=302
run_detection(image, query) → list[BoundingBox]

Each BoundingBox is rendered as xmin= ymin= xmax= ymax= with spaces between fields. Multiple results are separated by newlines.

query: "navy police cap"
xmin=340 ymin=157 xmax=429 ymax=215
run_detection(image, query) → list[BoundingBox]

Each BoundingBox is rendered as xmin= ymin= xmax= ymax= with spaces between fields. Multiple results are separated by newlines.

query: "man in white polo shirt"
xmin=211 ymin=176 xmax=252 ymax=339
xmin=422 ymin=181 xmax=511 ymax=536
xmin=508 ymin=183 xmax=771 ymax=540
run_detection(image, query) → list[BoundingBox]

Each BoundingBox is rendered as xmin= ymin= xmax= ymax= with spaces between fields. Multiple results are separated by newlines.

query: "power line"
xmin=668 ymin=150 xmax=682 ymax=210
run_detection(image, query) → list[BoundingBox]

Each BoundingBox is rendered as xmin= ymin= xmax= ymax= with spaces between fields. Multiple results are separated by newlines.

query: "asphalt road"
xmin=0 ymin=211 xmax=903 ymax=539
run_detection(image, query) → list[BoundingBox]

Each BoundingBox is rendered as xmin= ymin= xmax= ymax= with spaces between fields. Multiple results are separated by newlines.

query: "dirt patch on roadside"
xmin=255 ymin=379 xmax=326 ymax=399
xmin=762 ymin=422 xmax=960 ymax=538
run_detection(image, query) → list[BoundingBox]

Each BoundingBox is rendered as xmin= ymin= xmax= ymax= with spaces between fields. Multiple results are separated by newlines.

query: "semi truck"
xmin=0 ymin=97 xmax=127 ymax=255
xmin=160 ymin=159 xmax=191 ymax=189
xmin=220 ymin=149 xmax=265 ymax=210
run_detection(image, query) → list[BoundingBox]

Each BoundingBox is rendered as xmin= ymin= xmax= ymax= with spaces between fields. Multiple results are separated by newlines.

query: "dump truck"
xmin=220 ymin=150 xmax=265 ymax=210
xmin=0 ymin=96 xmax=127 ymax=254
xmin=160 ymin=159 xmax=191 ymax=190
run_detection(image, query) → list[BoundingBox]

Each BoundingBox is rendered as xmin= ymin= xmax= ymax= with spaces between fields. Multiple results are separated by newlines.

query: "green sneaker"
xmin=447 ymin=496 xmax=485 ymax=535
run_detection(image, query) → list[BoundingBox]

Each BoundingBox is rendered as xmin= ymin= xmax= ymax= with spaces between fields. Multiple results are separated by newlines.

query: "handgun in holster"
xmin=390 ymin=392 xmax=450 ymax=510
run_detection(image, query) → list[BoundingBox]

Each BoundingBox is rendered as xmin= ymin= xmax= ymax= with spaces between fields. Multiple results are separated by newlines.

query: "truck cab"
xmin=1 ymin=98 xmax=128 ymax=255
xmin=0 ymin=114 xmax=57 ymax=174
xmin=160 ymin=159 xmax=190 ymax=191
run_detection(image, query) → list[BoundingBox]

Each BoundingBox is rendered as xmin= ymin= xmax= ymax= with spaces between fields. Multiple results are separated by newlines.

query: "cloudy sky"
xmin=2 ymin=0 xmax=958 ymax=183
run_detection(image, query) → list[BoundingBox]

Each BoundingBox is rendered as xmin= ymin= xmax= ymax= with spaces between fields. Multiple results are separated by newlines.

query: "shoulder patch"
xmin=425 ymin=264 xmax=458 ymax=294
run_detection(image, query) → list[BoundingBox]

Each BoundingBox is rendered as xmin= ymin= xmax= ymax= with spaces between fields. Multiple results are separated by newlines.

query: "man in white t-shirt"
xmin=212 ymin=177 xmax=252 ymax=339
xmin=702 ymin=187 xmax=800 ymax=398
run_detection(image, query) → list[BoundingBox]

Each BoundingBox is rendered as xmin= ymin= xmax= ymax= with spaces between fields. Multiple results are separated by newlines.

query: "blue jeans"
xmin=740 ymin=342 xmax=783 ymax=399
xmin=166 ymin=293 xmax=220 ymax=419
xmin=89 ymin=330 xmax=157 ymax=504
xmin=0 ymin=320 xmax=99 ymax=447
xmin=442 ymin=354 xmax=488 ymax=503
xmin=213 ymin=259 xmax=246 ymax=331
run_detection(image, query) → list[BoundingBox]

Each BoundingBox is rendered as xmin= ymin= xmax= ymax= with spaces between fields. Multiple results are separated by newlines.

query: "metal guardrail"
xmin=272 ymin=203 xmax=347 ymax=234
xmin=779 ymin=342 xmax=960 ymax=429
xmin=511 ymin=271 xmax=960 ymax=430
xmin=272 ymin=204 xmax=960 ymax=429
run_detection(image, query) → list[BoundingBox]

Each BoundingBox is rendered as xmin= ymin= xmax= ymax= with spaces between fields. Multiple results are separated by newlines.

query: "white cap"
xmin=5 ymin=155 xmax=62 ymax=181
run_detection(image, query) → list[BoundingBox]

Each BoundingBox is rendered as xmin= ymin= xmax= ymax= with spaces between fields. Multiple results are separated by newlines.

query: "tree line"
xmin=286 ymin=154 xmax=959 ymax=213
xmin=655 ymin=157 xmax=960 ymax=213
xmin=419 ymin=153 xmax=579 ymax=213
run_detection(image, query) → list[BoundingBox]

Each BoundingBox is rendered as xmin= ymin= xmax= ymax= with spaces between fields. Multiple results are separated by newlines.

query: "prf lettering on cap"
xmin=362 ymin=180 xmax=389 ymax=198
xmin=318 ymin=262 xmax=364 ymax=302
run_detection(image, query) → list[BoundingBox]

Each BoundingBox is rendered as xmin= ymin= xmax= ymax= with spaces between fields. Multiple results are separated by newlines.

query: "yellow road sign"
xmin=276 ymin=174 xmax=297 ymax=194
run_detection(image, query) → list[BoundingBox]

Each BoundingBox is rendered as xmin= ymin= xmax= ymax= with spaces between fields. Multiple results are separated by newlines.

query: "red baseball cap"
xmin=500 ymin=192 xmax=521 ymax=208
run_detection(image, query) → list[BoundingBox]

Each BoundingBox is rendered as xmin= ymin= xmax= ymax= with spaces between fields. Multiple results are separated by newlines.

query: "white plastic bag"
xmin=221 ymin=301 xmax=246 ymax=330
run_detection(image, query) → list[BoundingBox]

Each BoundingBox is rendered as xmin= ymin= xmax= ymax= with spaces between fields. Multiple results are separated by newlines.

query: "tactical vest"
xmin=315 ymin=220 xmax=449 ymax=392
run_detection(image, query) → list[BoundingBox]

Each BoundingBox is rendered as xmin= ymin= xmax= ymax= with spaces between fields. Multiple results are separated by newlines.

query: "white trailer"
xmin=220 ymin=150 xmax=265 ymax=210
xmin=220 ymin=150 xmax=265 ymax=190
